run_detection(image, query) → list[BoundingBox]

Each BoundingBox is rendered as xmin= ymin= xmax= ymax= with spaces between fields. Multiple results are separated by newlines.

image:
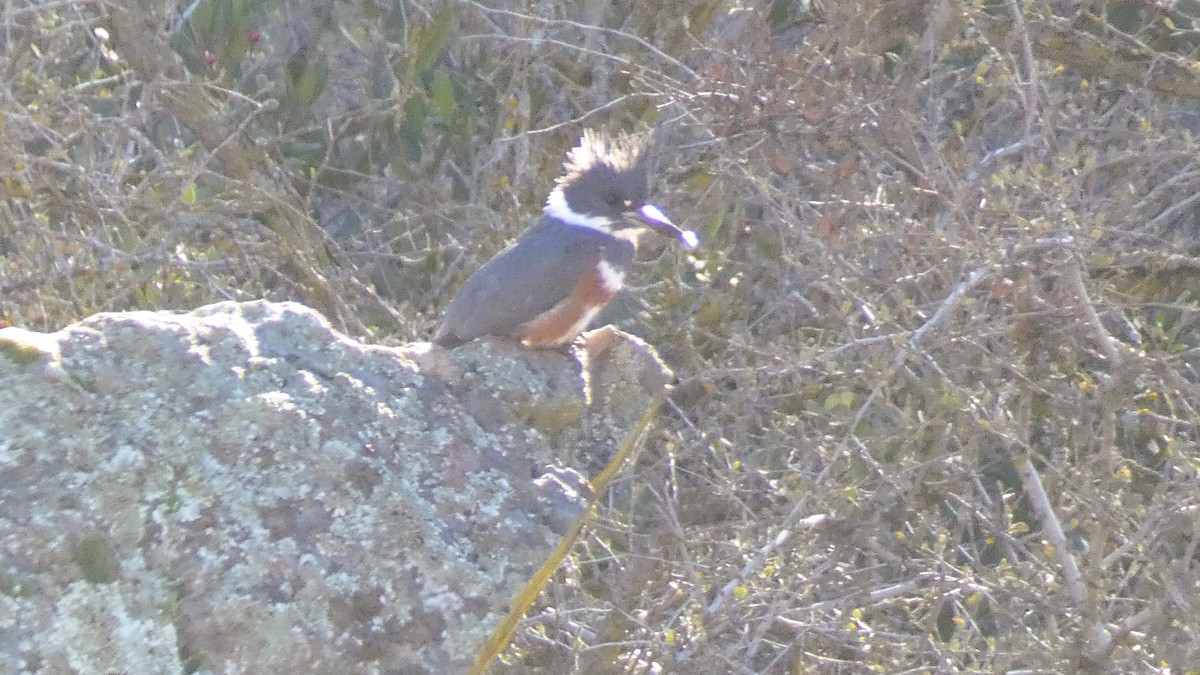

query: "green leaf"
xmin=212 ymin=0 xmax=233 ymax=38
xmin=410 ymin=8 xmax=455 ymax=73
xmin=287 ymin=54 xmax=329 ymax=108
xmin=229 ymin=0 xmax=252 ymax=26
xmin=182 ymin=183 xmax=197 ymax=205
xmin=399 ymin=96 xmax=428 ymax=161
xmin=189 ymin=0 xmax=218 ymax=35
xmin=430 ymin=69 xmax=455 ymax=120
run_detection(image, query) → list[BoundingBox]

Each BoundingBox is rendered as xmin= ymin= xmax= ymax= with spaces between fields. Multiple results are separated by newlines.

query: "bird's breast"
xmin=516 ymin=258 xmax=626 ymax=348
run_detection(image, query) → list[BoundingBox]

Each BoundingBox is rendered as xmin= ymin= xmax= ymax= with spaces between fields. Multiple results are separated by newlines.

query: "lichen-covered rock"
xmin=0 ymin=301 xmax=671 ymax=674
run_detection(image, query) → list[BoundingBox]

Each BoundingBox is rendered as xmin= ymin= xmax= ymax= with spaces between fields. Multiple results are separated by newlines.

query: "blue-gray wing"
xmin=432 ymin=220 xmax=633 ymax=346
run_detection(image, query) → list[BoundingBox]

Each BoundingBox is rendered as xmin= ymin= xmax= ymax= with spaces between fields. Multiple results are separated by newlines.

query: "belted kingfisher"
xmin=432 ymin=130 xmax=699 ymax=349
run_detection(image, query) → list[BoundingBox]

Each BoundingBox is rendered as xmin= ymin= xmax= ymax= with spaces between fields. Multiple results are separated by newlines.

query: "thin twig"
xmin=455 ymin=0 xmax=700 ymax=81
xmin=1010 ymin=444 xmax=1087 ymax=605
xmin=1060 ymin=254 xmax=1122 ymax=364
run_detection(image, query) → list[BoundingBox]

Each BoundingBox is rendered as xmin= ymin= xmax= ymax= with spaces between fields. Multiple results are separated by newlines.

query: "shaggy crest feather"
xmin=556 ymin=130 xmax=646 ymax=188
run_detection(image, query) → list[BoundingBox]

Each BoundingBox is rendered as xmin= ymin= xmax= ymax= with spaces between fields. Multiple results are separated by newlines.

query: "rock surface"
xmin=0 ymin=301 xmax=672 ymax=674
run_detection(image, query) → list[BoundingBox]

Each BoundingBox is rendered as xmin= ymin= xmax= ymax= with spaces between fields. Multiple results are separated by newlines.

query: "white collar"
xmin=544 ymin=189 xmax=612 ymax=233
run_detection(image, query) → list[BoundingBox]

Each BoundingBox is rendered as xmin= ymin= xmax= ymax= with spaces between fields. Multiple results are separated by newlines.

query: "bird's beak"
xmin=638 ymin=204 xmax=699 ymax=250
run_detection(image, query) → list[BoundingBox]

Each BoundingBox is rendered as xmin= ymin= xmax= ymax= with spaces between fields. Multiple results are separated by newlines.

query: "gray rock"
xmin=0 ymin=301 xmax=671 ymax=674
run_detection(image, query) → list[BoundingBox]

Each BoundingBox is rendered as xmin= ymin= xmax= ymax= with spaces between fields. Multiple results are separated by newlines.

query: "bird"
xmin=431 ymin=130 xmax=698 ymax=349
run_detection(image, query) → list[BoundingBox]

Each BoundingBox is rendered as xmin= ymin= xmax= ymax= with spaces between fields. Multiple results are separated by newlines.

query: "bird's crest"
xmin=557 ymin=130 xmax=646 ymax=187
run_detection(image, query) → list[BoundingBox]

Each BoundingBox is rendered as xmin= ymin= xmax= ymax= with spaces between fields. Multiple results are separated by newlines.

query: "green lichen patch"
xmin=73 ymin=535 xmax=120 ymax=584
xmin=515 ymin=400 xmax=585 ymax=438
xmin=0 ymin=570 xmax=33 ymax=597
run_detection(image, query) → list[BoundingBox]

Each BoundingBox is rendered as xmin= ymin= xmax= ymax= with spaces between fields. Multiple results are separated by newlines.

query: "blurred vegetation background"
xmin=6 ymin=0 xmax=1200 ymax=671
